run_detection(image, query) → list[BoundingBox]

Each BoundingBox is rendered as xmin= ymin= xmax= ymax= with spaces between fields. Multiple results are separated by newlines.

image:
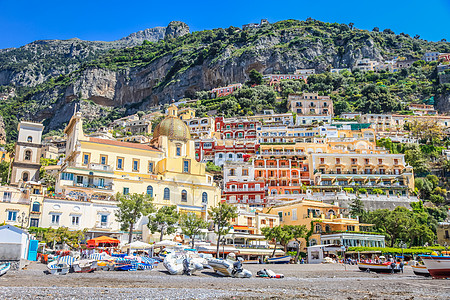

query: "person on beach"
xmin=399 ymin=260 xmax=404 ymax=273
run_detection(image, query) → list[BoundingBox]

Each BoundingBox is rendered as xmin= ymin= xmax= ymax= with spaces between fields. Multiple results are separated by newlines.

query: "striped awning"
xmin=57 ymin=255 xmax=77 ymax=266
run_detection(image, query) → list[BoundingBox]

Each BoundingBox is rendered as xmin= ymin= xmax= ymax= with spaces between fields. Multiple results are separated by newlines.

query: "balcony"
xmin=71 ymin=183 xmax=113 ymax=190
xmin=225 ymin=188 xmax=263 ymax=192
xmin=87 ymin=163 xmax=113 ymax=172
xmin=95 ymin=222 xmax=112 ymax=229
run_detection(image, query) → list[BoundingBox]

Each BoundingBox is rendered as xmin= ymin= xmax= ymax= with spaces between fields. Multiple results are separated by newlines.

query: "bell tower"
xmin=10 ymin=121 xmax=44 ymax=186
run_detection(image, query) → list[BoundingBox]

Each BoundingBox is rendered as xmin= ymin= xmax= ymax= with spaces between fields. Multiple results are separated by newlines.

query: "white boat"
xmin=420 ymin=255 xmax=450 ymax=279
xmin=0 ymin=263 xmax=11 ymax=276
xmin=207 ymin=258 xmax=252 ymax=278
xmin=411 ymin=265 xmax=430 ymax=277
xmin=46 ymin=261 xmax=70 ymax=275
xmin=72 ymin=259 xmax=97 ymax=273
xmin=358 ymin=262 xmax=400 ymax=273
xmin=267 ymin=256 xmax=291 ymax=264
xmin=163 ymin=251 xmax=206 ymax=275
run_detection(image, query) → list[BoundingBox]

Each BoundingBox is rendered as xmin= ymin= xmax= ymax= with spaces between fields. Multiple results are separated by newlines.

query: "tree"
xmin=209 ymin=202 xmax=237 ymax=258
xmin=261 ymin=225 xmax=294 ymax=257
xmin=247 ymin=69 xmax=263 ymax=86
xmin=372 ymin=27 xmax=380 ymax=32
xmin=349 ymin=195 xmax=366 ymax=221
xmin=148 ymin=205 xmax=180 ymax=241
xmin=115 ymin=193 xmax=154 ymax=253
xmin=348 ymin=23 xmax=355 ymax=30
xmin=180 ymin=213 xmax=207 ymax=248
xmin=383 ymin=28 xmax=394 ymax=34
xmin=286 ymin=225 xmax=307 ymax=263
xmin=5 ymin=142 xmax=15 ymax=183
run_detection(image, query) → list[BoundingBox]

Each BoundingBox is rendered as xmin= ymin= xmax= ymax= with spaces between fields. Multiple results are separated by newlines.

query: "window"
xmin=202 ymin=192 xmax=207 ymax=203
xmin=61 ymin=173 xmax=74 ymax=181
xmin=76 ymin=175 xmax=83 ymax=184
xmin=22 ymin=172 xmax=29 ymax=182
xmin=315 ymin=224 xmax=322 ymax=233
xmin=122 ymin=187 xmax=130 ymax=195
xmin=27 ymin=136 xmax=33 ymax=143
xmin=72 ymin=216 xmax=80 ymax=226
xmin=51 ymin=214 xmax=60 ymax=225
xmin=100 ymin=155 xmax=107 ymax=165
xmin=30 ymin=218 xmax=39 ymax=227
xmin=83 ymin=153 xmax=90 ymax=165
xmin=292 ymin=209 xmax=297 ymax=221
xmin=147 ymin=186 xmax=153 ymax=197
xmin=347 ymin=225 xmax=355 ymax=231
xmin=117 ymin=157 xmax=124 ymax=170
xmin=148 ymin=162 xmax=154 ymax=173
xmin=181 ymin=190 xmax=187 ymax=202
xmin=100 ymin=215 xmax=108 ymax=226
xmin=183 ymin=160 xmax=190 ymax=173
xmin=164 ymin=188 xmax=170 ymax=200
xmin=32 ymin=202 xmax=40 ymax=212
xmin=242 ymin=169 xmax=248 ymax=176
xmin=7 ymin=211 xmax=17 ymax=221
xmin=98 ymin=178 xmax=105 ymax=187
xmin=320 ymin=158 xmax=325 ymax=164
xmin=278 ymin=212 xmax=283 ymax=222
xmin=336 ymin=158 xmax=340 ymax=164
xmin=133 ymin=159 xmax=139 ymax=172
xmin=3 ymin=192 xmax=12 ymax=202
xmin=218 ymin=154 xmax=223 ymax=159
xmin=176 ymin=146 xmax=181 ymax=156
xmin=24 ymin=150 xmax=31 ymax=161
xmin=228 ymin=154 xmax=233 ymax=159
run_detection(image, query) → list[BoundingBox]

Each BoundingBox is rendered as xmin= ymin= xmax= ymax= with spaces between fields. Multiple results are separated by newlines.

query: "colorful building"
xmin=210 ymin=84 xmax=242 ymax=98
xmin=288 ymin=92 xmax=334 ymax=116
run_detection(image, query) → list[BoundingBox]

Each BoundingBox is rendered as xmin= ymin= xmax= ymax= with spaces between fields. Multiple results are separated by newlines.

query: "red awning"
xmin=86 ymin=236 xmax=120 ymax=247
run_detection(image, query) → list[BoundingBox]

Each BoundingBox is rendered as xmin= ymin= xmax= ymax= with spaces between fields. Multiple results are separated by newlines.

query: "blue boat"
xmin=267 ymin=256 xmax=291 ymax=264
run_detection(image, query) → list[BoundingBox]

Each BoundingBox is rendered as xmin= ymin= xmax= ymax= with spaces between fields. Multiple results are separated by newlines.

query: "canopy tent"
xmin=152 ymin=240 xmax=181 ymax=247
xmin=87 ymin=236 xmax=120 ymax=247
xmin=122 ymin=241 xmax=152 ymax=250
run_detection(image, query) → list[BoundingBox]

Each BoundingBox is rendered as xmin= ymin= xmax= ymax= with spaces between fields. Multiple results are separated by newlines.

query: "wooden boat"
xmin=411 ymin=265 xmax=430 ymax=277
xmin=358 ymin=262 xmax=400 ymax=273
xmin=47 ymin=261 xmax=70 ymax=275
xmin=0 ymin=263 xmax=11 ymax=276
xmin=72 ymin=259 xmax=97 ymax=273
xmin=267 ymin=256 xmax=291 ymax=264
xmin=420 ymin=255 xmax=450 ymax=279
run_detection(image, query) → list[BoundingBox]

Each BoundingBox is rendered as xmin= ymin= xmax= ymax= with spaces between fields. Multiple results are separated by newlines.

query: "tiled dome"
xmin=153 ymin=116 xmax=191 ymax=141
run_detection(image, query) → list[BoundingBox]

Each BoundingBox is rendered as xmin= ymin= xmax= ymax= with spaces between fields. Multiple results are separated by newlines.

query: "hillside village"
xmin=1 ymin=55 xmax=450 ymax=262
xmin=1 ymin=19 xmax=450 ymax=265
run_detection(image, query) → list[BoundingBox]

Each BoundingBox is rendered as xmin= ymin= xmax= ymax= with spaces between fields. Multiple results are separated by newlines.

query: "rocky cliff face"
xmin=165 ymin=21 xmax=190 ymax=40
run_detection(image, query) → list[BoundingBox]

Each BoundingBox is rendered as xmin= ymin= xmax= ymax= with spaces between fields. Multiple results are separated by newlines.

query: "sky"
xmin=0 ymin=0 xmax=449 ymax=49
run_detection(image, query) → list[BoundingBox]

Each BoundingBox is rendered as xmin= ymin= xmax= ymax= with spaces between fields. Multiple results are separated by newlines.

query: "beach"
xmin=0 ymin=262 xmax=448 ymax=299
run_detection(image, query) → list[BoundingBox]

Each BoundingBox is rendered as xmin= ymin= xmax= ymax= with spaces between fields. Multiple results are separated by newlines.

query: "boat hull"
xmin=0 ymin=263 xmax=11 ymax=276
xmin=420 ymin=256 xmax=450 ymax=279
xmin=411 ymin=265 xmax=430 ymax=277
xmin=358 ymin=262 xmax=400 ymax=273
xmin=267 ymin=256 xmax=291 ymax=264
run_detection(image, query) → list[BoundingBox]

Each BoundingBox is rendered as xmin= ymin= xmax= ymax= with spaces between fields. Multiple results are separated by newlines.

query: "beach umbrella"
xmin=87 ymin=236 xmax=120 ymax=247
xmin=152 ymin=240 xmax=180 ymax=247
xmin=122 ymin=241 xmax=152 ymax=250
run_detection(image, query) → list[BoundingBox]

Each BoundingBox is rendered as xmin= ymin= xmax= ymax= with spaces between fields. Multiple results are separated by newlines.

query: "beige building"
xmin=436 ymin=222 xmax=450 ymax=246
xmin=288 ymin=92 xmax=334 ymax=116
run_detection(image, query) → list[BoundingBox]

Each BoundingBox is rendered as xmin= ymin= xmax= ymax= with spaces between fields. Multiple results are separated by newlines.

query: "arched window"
xmin=22 ymin=172 xmax=29 ymax=182
xmin=147 ymin=186 xmax=153 ymax=197
xmin=309 ymin=239 xmax=318 ymax=246
xmin=181 ymin=190 xmax=187 ymax=202
xmin=202 ymin=192 xmax=208 ymax=203
xmin=32 ymin=202 xmax=40 ymax=212
xmin=27 ymin=136 xmax=33 ymax=143
xmin=24 ymin=150 xmax=31 ymax=161
xmin=315 ymin=223 xmax=322 ymax=233
xmin=325 ymin=225 xmax=331 ymax=232
xmin=164 ymin=188 xmax=170 ymax=200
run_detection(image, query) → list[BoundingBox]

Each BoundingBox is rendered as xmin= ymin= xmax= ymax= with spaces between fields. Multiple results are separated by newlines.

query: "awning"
xmin=86 ymin=236 xmax=120 ymax=247
xmin=238 ymin=248 xmax=285 ymax=256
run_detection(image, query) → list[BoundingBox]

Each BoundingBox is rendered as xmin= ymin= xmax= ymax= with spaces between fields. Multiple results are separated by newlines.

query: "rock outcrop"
xmin=165 ymin=21 xmax=190 ymax=40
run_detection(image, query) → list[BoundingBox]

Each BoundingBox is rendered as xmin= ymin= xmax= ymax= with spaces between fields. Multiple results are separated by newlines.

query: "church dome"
xmin=153 ymin=116 xmax=191 ymax=141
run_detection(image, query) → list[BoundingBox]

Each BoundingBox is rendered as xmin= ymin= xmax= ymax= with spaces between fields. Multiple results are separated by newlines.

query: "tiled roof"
xmin=88 ymin=138 xmax=161 ymax=152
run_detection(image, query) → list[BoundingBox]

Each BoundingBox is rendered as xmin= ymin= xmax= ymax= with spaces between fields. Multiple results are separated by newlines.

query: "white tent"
xmin=152 ymin=240 xmax=180 ymax=247
xmin=122 ymin=241 xmax=153 ymax=250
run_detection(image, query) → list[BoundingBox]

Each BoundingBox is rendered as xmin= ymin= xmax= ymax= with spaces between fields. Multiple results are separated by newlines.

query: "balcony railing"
xmin=71 ymin=183 xmax=113 ymax=190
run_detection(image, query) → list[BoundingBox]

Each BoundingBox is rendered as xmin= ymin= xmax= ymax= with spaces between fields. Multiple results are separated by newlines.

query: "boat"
xmin=46 ymin=261 xmax=70 ymax=275
xmin=411 ymin=265 xmax=430 ymax=277
xmin=72 ymin=259 xmax=97 ymax=273
xmin=420 ymin=255 xmax=450 ymax=279
xmin=163 ymin=251 xmax=206 ymax=275
xmin=267 ymin=256 xmax=291 ymax=264
xmin=358 ymin=262 xmax=400 ymax=273
xmin=97 ymin=260 xmax=115 ymax=271
xmin=207 ymin=258 xmax=252 ymax=278
xmin=0 ymin=263 xmax=11 ymax=276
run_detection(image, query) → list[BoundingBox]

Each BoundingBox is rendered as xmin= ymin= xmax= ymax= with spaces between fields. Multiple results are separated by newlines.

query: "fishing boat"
xmin=207 ymin=257 xmax=252 ymax=278
xmin=358 ymin=262 xmax=400 ymax=273
xmin=411 ymin=265 xmax=430 ymax=277
xmin=72 ymin=259 xmax=97 ymax=273
xmin=46 ymin=261 xmax=70 ymax=275
xmin=267 ymin=256 xmax=291 ymax=264
xmin=0 ymin=263 xmax=11 ymax=276
xmin=420 ymin=255 xmax=450 ymax=278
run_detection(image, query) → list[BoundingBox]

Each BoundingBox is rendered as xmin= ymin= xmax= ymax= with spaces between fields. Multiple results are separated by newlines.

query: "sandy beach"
xmin=0 ymin=262 xmax=449 ymax=299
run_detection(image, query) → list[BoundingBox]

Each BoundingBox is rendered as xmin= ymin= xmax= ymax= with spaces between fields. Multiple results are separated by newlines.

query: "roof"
xmin=0 ymin=224 xmax=29 ymax=235
xmin=88 ymin=137 xmax=161 ymax=152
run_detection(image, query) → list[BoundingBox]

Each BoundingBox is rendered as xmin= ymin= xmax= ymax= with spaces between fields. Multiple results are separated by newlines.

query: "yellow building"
xmin=436 ymin=222 xmax=450 ymax=246
xmin=267 ymin=199 xmax=385 ymax=250
xmin=56 ymin=112 xmax=221 ymax=219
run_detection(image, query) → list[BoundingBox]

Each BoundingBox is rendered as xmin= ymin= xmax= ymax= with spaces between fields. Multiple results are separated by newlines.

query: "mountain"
xmin=1 ymin=19 xmax=450 ymax=140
